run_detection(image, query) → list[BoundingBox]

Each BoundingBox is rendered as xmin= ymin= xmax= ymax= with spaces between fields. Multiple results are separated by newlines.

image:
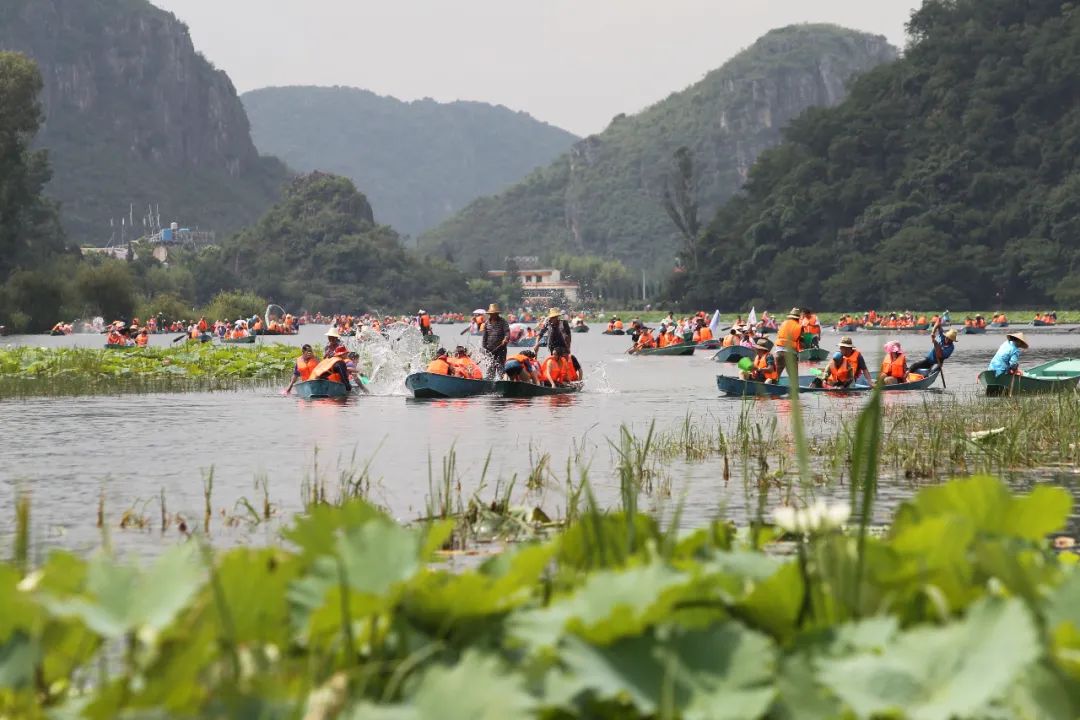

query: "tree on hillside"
xmin=0 ymin=52 xmax=66 ymax=280
xmin=660 ymin=146 xmax=702 ymax=271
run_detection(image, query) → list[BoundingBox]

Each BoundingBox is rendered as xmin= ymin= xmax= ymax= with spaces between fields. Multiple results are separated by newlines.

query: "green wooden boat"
xmin=963 ymin=326 xmax=987 ymax=334
xmin=405 ymin=372 xmax=496 ymax=398
xmin=294 ymin=379 xmax=353 ymax=399
xmin=797 ymin=347 xmax=829 ymax=361
xmin=422 ymin=334 xmax=441 ymax=345
xmin=978 ymin=359 xmax=1080 ymax=396
xmin=104 ymin=343 xmax=132 ymax=349
xmin=713 ymin=346 xmax=754 ymax=363
xmin=632 ymin=344 xmax=695 ymax=357
xmin=495 ymin=380 xmax=583 ymax=397
xmin=220 ymin=335 xmax=256 ymax=344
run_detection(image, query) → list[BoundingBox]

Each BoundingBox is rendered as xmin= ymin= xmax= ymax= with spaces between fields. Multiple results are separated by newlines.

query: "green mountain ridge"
xmin=676 ymin=0 xmax=1080 ymax=310
xmin=241 ymin=86 xmax=579 ymax=238
xmin=419 ymin=24 xmax=897 ymax=272
xmin=0 ymin=0 xmax=290 ymax=244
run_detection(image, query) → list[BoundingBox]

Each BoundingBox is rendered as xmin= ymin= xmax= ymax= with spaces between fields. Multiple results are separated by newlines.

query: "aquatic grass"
xmin=0 ymin=343 xmax=301 ymax=398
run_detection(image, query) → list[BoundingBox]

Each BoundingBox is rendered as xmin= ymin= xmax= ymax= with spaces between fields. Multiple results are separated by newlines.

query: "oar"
xmin=171 ymin=333 xmax=188 ymax=344
xmin=938 ymin=363 xmax=947 ymax=389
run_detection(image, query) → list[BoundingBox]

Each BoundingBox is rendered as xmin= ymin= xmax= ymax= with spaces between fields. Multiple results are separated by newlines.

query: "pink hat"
xmin=884 ymin=341 xmax=901 ymax=354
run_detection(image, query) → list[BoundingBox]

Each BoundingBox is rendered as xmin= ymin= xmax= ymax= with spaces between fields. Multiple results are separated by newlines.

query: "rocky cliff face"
xmin=419 ymin=25 xmax=898 ymax=271
xmin=0 ymin=0 xmax=288 ymax=242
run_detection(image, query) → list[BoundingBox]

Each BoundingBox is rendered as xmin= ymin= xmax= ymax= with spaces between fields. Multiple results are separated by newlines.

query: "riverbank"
xmin=595 ymin=309 xmax=1080 ymax=326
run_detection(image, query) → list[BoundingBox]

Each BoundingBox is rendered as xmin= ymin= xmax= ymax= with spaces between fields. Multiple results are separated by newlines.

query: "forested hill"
xmin=676 ymin=0 xmax=1080 ymax=311
xmin=242 ymin=87 xmax=579 ymax=238
xmin=0 ymin=0 xmax=289 ymax=244
xmin=418 ymin=25 xmax=896 ymax=271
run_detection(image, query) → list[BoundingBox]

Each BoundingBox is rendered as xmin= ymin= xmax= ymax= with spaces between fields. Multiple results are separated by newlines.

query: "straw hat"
xmin=754 ymin=337 xmax=773 ymax=352
xmin=838 ymin=336 xmax=855 ymax=348
xmin=325 ymin=328 xmax=341 ymax=338
xmin=787 ymin=307 xmax=801 ymax=319
xmin=486 ymin=303 xmax=501 ymax=314
xmin=547 ymin=308 xmax=561 ymax=319
xmin=944 ymin=329 xmax=959 ymax=341
xmin=1007 ymin=332 xmax=1029 ymax=349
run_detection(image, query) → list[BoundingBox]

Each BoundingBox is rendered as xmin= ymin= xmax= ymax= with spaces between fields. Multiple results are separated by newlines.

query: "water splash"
xmin=586 ymin=361 xmax=619 ymax=394
xmin=346 ymin=324 xmax=434 ymax=396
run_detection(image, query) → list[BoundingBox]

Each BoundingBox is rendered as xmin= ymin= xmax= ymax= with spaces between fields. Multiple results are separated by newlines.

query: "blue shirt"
xmin=924 ymin=328 xmax=956 ymax=363
xmin=988 ymin=340 xmax=1021 ymax=375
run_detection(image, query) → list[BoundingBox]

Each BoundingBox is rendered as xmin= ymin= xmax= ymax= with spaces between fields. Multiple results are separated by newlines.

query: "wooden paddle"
xmin=171 ymin=333 xmax=188 ymax=343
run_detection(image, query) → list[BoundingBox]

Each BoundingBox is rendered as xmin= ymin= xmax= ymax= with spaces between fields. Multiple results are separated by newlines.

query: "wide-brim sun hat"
xmin=548 ymin=308 xmax=561 ymax=319
xmin=487 ymin=303 xmax=501 ymax=314
xmin=325 ymin=328 xmax=341 ymax=338
xmin=1007 ymin=332 xmax=1029 ymax=349
xmin=945 ymin=329 xmax=959 ymax=341
xmin=838 ymin=336 xmax=855 ymax=348
xmin=754 ymin=337 xmax=772 ymax=351
xmin=787 ymin=307 xmax=801 ymax=319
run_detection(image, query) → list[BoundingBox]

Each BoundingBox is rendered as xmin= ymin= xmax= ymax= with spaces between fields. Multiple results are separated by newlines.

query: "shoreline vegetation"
xmin=0 ymin=344 xmax=298 ymax=398
xmin=5 ymin=387 xmax=1080 ymax=716
xmin=596 ymin=309 xmax=1080 ymax=325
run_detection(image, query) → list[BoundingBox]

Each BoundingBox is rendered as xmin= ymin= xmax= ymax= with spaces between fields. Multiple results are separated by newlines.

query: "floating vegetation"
xmin=0 ymin=343 xmax=301 ymax=398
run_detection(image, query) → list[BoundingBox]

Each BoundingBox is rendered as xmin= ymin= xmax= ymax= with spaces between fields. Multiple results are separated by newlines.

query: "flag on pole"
xmin=747 ymin=307 xmax=758 ymax=327
xmin=708 ymin=310 xmax=721 ymax=336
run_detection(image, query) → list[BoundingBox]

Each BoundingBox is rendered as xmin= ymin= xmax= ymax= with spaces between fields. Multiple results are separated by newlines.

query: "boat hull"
xmin=797 ymin=348 xmax=829 ymax=361
xmin=963 ymin=326 xmax=986 ymax=334
xmin=495 ymin=380 xmax=583 ymax=397
xmin=716 ymin=375 xmax=787 ymax=397
xmin=508 ymin=339 xmax=535 ymax=348
xmin=294 ymin=379 xmax=352 ymax=399
xmin=571 ymin=326 xmax=589 ymax=333
xmin=716 ymin=370 xmax=940 ymax=397
xmin=405 ymin=372 xmax=496 ymax=398
xmin=712 ymin=346 xmax=755 ymax=363
xmin=602 ymin=330 xmax=626 ymax=335
xmin=836 ymin=324 xmax=860 ymax=332
xmin=989 ymin=322 xmax=1009 ymax=328
xmin=978 ymin=360 xmax=1080 ymax=396
xmin=695 ymin=339 xmax=721 ymax=350
xmin=634 ymin=344 xmax=695 ymax=357
xmin=220 ymin=336 xmax=256 ymax=344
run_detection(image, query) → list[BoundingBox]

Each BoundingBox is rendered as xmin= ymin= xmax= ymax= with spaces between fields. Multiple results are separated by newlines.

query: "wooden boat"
xmin=422 ymin=334 xmax=441 ymax=345
xmin=1032 ymin=320 xmax=1056 ymax=327
xmin=990 ymin=322 xmax=1009 ymax=328
xmin=632 ymin=344 xmax=695 ymax=357
xmin=571 ymin=325 xmax=589 ymax=333
xmin=104 ymin=343 xmax=132 ymax=349
xmin=602 ymin=329 xmax=626 ymax=335
xmin=716 ymin=370 xmax=940 ymax=397
xmin=294 ymin=379 xmax=352 ymax=399
xmin=220 ymin=335 xmax=256 ymax=344
xmin=836 ymin=324 xmax=860 ymax=332
xmin=712 ymin=346 xmax=755 ymax=363
xmin=913 ymin=323 xmax=929 ymax=331
xmin=695 ymin=339 xmax=722 ymax=350
xmin=508 ymin=338 xmax=535 ymax=348
xmin=405 ymin=372 xmax=496 ymax=399
xmin=798 ymin=347 xmax=829 ymax=361
xmin=254 ymin=329 xmax=297 ymax=336
xmin=978 ymin=359 xmax=1080 ymax=396
xmin=495 ymin=380 xmax=583 ymax=397
xmin=963 ymin=326 xmax=987 ymax=334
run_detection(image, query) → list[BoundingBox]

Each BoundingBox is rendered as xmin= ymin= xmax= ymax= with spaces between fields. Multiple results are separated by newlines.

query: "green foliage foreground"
xmin=0 ymin=343 xmax=298 ymax=398
xmin=5 ymin=395 xmax=1080 ymax=717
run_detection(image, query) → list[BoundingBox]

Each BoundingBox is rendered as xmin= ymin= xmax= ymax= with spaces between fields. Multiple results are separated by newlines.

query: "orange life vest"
xmin=827 ymin=350 xmax=862 ymax=385
xmin=561 ymin=356 xmax=579 ymax=382
xmin=753 ymin=353 xmax=778 ymax=382
xmin=637 ymin=330 xmax=655 ymax=349
xmin=776 ymin=319 xmax=802 ymax=350
xmin=541 ymin=356 xmax=564 ymax=384
xmin=801 ymin=315 xmax=821 ymax=336
xmin=880 ymin=353 xmax=907 ymax=380
xmin=449 ymin=356 xmax=482 ymax=380
xmin=614 ymin=320 xmax=624 ymax=330
xmin=295 ymin=356 xmax=318 ymax=381
xmin=427 ymin=357 xmax=452 ymax=375
xmin=722 ymin=333 xmax=737 ymax=348
xmin=312 ymin=357 xmax=346 ymax=384
xmin=419 ymin=314 xmax=431 ymax=330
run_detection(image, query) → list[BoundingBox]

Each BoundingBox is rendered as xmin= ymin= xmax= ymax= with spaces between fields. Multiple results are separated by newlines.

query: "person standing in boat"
xmin=417 ymin=309 xmax=433 ymax=337
xmin=534 ymin=308 xmax=571 ymax=356
xmin=908 ymin=323 xmax=957 ymax=375
xmin=988 ymin=332 xmax=1029 ymax=376
xmin=481 ymin=303 xmax=511 ymax=379
xmin=324 ymin=328 xmax=343 ymax=358
xmin=773 ymin=307 xmax=804 ymax=381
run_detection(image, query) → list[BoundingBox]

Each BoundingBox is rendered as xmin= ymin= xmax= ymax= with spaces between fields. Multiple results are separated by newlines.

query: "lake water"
xmin=2 ymin=322 xmax=1079 ymax=560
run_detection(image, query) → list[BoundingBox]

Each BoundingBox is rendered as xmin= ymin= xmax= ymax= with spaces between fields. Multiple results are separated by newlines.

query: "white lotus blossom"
xmin=772 ymin=500 xmax=851 ymax=534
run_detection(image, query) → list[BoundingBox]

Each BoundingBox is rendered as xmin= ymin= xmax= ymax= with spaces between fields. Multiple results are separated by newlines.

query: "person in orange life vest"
xmin=693 ymin=318 xmax=713 ymax=344
xmin=800 ymin=310 xmax=822 ymax=348
xmin=975 ymin=314 xmax=986 ymax=329
xmin=737 ymin=338 xmax=776 ymax=383
xmin=106 ymin=326 xmax=126 ymax=345
xmin=197 ymin=316 xmax=208 ymax=333
xmin=561 ymin=348 xmax=583 ymax=382
xmin=450 ymin=346 xmax=483 ymax=379
xmin=721 ymin=327 xmax=739 ymax=348
xmin=813 ymin=336 xmax=872 ymax=389
xmin=613 ymin=317 xmax=624 ymax=330
xmin=505 ymin=349 xmax=540 ymax=383
xmin=417 ymin=309 xmax=433 ymax=337
xmin=633 ymin=327 xmax=656 ymax=351
xmin=285 ymin=344 xmax=319 ymax=394
xmin=427 ymin=347 xmax=455 ymax=376
xmin=879 ymin=341 xmax=908 ymax=385
xmin=773 ymin=307 xmax=804 ymax=381
xmin=135 ymin=329 xmax=149 ymax=347
xmin=310 ymin=346 xmax=353 ymax=387
xmin=541 ymin=347 xmax=577 ymax=386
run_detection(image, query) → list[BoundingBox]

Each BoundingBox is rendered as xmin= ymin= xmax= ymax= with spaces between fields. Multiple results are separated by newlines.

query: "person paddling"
xmin=988 ymin=332 xmax=1029 ymax=376
xmin=908 ymin=324 xmax=958 ymax=375
xmin=310 ymin=346 xmax=353 ymax=388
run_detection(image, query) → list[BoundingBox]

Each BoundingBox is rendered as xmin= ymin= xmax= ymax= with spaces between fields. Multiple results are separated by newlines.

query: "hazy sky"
xmin=154 ymin=0 xmax=921 ymax=136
